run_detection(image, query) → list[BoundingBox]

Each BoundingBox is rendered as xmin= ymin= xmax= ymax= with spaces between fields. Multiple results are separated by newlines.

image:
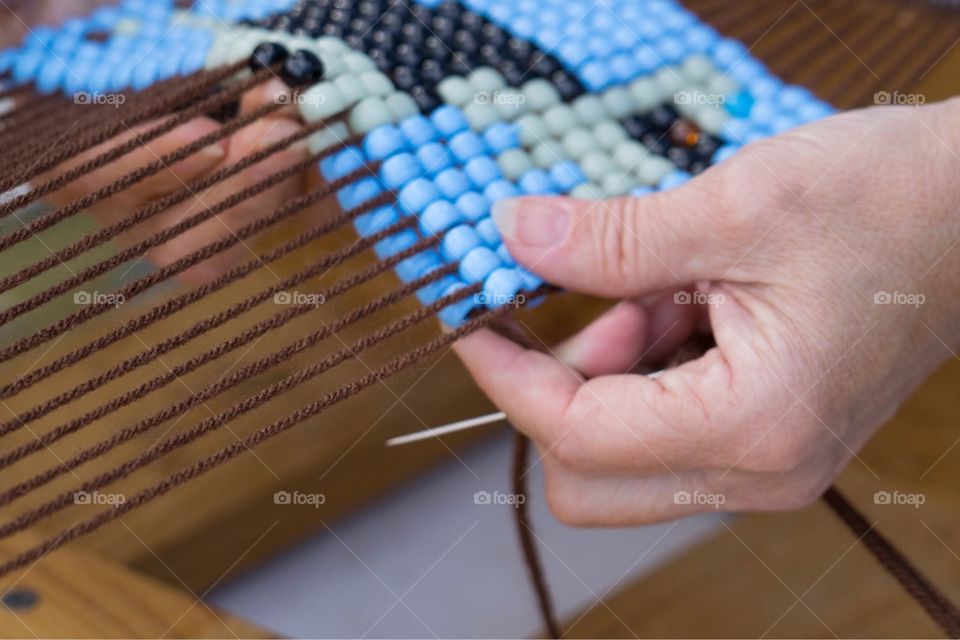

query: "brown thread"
xmin=0 ymin=166 xmax=387 ymax=362
xmin=0 ymin=262 xmax=455 ymax=504
xmin=0 ymin=190 xmax=387 ymax=399
xmin=0 ymin=284 xmax=487 ymax=541
xmin=0 ymin=122 xmax=354 ymax=292
xmin=0 ymin=218 xmax=429 ymax=448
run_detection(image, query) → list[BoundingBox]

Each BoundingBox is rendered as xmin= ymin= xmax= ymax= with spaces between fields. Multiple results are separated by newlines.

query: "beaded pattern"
xmin=1 ymin=0 xmax=836 ymax=326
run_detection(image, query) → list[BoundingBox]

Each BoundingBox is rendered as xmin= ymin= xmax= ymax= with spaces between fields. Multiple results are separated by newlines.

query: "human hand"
xmin=41 ymin=78 xmax=310 ymax=284
xmin=456 ymin=99 xmax=960 ymax=525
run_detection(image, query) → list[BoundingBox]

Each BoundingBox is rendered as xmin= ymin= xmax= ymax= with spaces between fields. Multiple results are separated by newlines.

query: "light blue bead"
xmin=421 ymin=200 xmax=464 ymax=236
xmin=770 ymin=115 xmax=800 ymax=134
xmin=475 ymin=217 xmax=500 ymax=246
xmin=395 ymin=250 xmax=442 ymax=283
xmin=355 ymin=205 xmax=399 ymax=236
xmin=657 ymin=36 xmax=686 ymax=64
xmin=374 ymin=229 xmax=419 ymax=261
xmin=456 ymin=191 xmax=490 ymax=221
xmin=610 ymin=54 xmax=640 ymax=83
xmin=550 ymin=161 xmax=587 ymax=192
xmin=482 ymin=122 xmax=519 ymax=154
xmin=36 ymin=58 xmax=67 ymax=94
xmin=180 ymin=47 xmax=209 ymax=74
xmin=749 ymin=75 xmax=782 ymax=101
xmin=430 ymin=105 xmax=469 ymax=137
xmin=630 ymin=185 xmax=655 ymax=197
xmin=437 ymin=283 xmax=477 ymax=327
xmin=517 ymin=267 xmax=544 ymax=292
xmin=460 ymin=246 xmax=503 ymax=283
xmin=416 ymin=142 xmax=453 ymax=176
xmin=580 ymin=61 xmax=612 ymax=92
xmin=687 ymin=25 xmax=718 ymax=51
xmin=558 ymin=42 xmax=589 ymax=68
xmin=448 ymin=131 xmax=485 ymax=162
xmin=131 ymin=59 xmax=158 ymax=90
xmin=721 ymin=118 xmax=751 ymax=143
xmin=496 ymin=243 xmax=513 ymax=264
xmin=727 ymin=58 xmax=765 ymax=85
xmin=482 ymin=268 xmax=525 ymax=308
xmin=713 ymin=38 xmax=748 ymax=67
xmin=778 ymin=86 xmax=811 ymax=110
xmin=13 ymin=51 xmax=44 ymax=84
xmin=441 ymin=224 xmax=483 ymax=262
xmin=363 ymin=125 xmax=407 ymax=161
xmin=399 ymin=114 xmax=438 ymax=146
xmin=398 ymin=178 xmax=440 ymax=214
xmin=633 ymin=48 xmax=661 ymax=74
xmin=659 ymin=170 xmax=692 ymax=191
xmin=464 ymin=156 xmax=500 ymax=188
xmin=725 ymin=90 xmax=755 ymax=118
xmin=749 ymin=100 xmax=778 ymax=125
xmin=416 ymin=271 xmax=459 ymax=305
xmin=483 ymin=179 xmax=520 ymax=203
xmin=338 ymin=177 xmax=382 ymax=210
xmin=320 ymin=146 xmax=364 ymax=181
xmin=587 ymin=36 xmax=616 ymax=59
xmin=381 ymin=153 xmax=423 ymax=189
xmin=435 ymin=168 xmax=470 ymax=199
xmin=86 ymin=64 xmax=111 ymax=94
xmin=797 ymin=101 xmax=833 ymax=123
xmin=519 ymin=169 xmax=557 ymax=195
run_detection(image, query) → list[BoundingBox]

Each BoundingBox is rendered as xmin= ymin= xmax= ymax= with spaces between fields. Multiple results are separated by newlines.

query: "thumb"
xmin=491 ymin=177 xmax=739 ymax=297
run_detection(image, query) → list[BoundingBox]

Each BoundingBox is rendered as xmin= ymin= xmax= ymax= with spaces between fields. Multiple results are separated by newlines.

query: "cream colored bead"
xmin=636 ymin=156 xmax=674 ymax=184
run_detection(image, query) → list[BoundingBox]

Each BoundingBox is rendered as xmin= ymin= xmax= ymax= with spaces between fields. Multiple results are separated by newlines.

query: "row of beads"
xmin=245 ymin=0 xmax=584 ymax=114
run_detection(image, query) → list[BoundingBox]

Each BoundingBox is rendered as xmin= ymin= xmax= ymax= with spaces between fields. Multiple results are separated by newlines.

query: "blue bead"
xmin=416 ymin=270 xmax=459 ymax=306
xmin=721 ymin=118 xmax=751 ymax=142
xmin=630 ymin=185 xmax=655 ymax=198
xmin=355 ymin=205 xmax=399 ymax=236
xmin=395 ymin=250 xmax=442 ymax=283
xmin=658 ymin=171 xmax=692 ymax=191
xmin=448 ymin=131 xmax=485 ymax=162
xmin=374 ymin=228 xmax=418 ymax=260
xmin=482 ymin=122 xmax=520 ymax=154
xmin=35 ymin=58 xmax=67 ymax=93
xmin=363 ymin=125 xmax=407 ymax=161
xmin=550 ymin=161 xmax=587 ymax=192
xmin=713 ymin=38 xmax=748 ymax=66
xmin=483 ymin=179 xmax=520 ymax=203
xmin=455 ymin=191 xmax=489 ymax=221
xmin=380 ymin=153 xmax=423 ymax=189
xmin=441 ymin=224 xmax=483 ymax=262
xmin=727 ymin=58 xmax=765 ymax=85
xmin=749 ymin=75 xmax=782 ymax=101
xmin=657 ymin=36 xmax=686 ymax=64
xmin=398 ymin=178 xmax=440 ymax=214
xmin=399 ymin=114 xmax=438 ymax=146
xmin=749 ymin=100 xmax=778 ymax=125
xmin=580 ymin=61 xmax=612 ymax=91
xmin=464 ymin=156 xmax=500 ymax=188
xmin=725 ymin=90 xmax=755 ymax=118
xmin=420 ymin=200 xmax=463 ymax=236
xmin=778 ymin=86 xmax=811 ymax=109
xmin=320 ymin=146 xmax=364 ymax=181
xmin=435 ymin=168 xmax=470 ymax=199
xmin=517 ymin=266 xmax=544 ymax=291
xmin=610 ymin=54 xmax=640 ymax=83
xmin=481 ymin=268 xmax=525 ymax=308
xmin=437 ymin=283 xmax=478 ymax=328
xmin=770 ymin=115 xmax=800 ymax=134
xmin=416 ymin=142 xmax=453 ymax=176
xmin=460 ymin=246 xmax=503 ymax=283
xmin=475 ymin=216 xmax=500 ymax=246
xmin=337 ymin=177 xmax=382 ymax=210
xmin=519 ymin=169 xmax=557 ymax=195
xmin=633 ymin=48 xmax=660 ymax=74
xmin=131 ymin=59 xmax=158 ymax=90
xmin=430 ymin=105 xmax=469 ymax=137
xmin=557 ymin=42 xmax=589 ymax=68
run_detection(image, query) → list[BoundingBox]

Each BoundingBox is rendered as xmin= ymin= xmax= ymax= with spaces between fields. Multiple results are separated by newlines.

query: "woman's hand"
xmin=456 ymin=99 xmax=960 ymax=526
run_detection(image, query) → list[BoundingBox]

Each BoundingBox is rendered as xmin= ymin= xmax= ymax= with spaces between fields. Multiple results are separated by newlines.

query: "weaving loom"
xmin=0 ymin=0 xmax=959 ymax=636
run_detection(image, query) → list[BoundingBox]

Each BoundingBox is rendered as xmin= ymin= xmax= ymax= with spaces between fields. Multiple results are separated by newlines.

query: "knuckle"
xmin=735 ymin=420 xmax=821 ymax=475
xmin=592 ymin=198 xmax=642 ymax=283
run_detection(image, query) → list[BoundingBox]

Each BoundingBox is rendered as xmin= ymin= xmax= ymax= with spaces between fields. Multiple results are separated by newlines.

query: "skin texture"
xmin=455 ymin=99 xmax=960 ymax=526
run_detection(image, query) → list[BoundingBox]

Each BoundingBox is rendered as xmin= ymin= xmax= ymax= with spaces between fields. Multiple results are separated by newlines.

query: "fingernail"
xmin=492 ymin=198 xmax=569 ymax=248
xmin=200 ymin=141 xmax=227 ymax=159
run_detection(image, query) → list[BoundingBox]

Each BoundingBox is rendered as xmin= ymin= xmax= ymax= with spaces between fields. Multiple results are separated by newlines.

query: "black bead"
xmin=694 ymin=135 xmax=720 ymax=158
xmin=420 ymin=58 xmax=446 ymax=84
xmin=649 ymin=105 xmax=679 ymax=131
xmin=641 ymin=132 xmax=668 ymax=155
xmin=395 ymin=42 xmax=420 ymax=67
xmin=391 ymin=65 xmax=419 ymax=91
xmin=689 ymin=160 xmax=709 ymax=175
xmin=411 ymin=85 xmax=440 ymax=113
xmin=249 ymin=42 xmax=289 ymax=72
xmin=667 ymin=146 xmax=694 ymax=170
xmin=281 ymin=49 xmax=325 ymax=86
xmin=447 ymin=53 xmax=474 ymax=76
xmin=321 ymin=22 xmax=343 ymax=36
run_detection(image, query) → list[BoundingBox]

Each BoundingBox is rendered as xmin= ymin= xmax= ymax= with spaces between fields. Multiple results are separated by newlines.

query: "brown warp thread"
xmin=0 ymin=261 xmax=457 ymax=506
xmin=0 ymin=218 xmax=431 ymax=455
xmin=0 ymin=283 xmax=487 ymax=542
xmin=0 ymin=187 xmax=388 ymax=400
xmin=0 ymin=304 xmax=510 ymax=579
xmin=0 ymin=65 xmax=273 ymax=219
xmin=0 ymin=120 xmax=355 ymax=292
xmin=0 ymin=167 xmax=388 ymax=363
